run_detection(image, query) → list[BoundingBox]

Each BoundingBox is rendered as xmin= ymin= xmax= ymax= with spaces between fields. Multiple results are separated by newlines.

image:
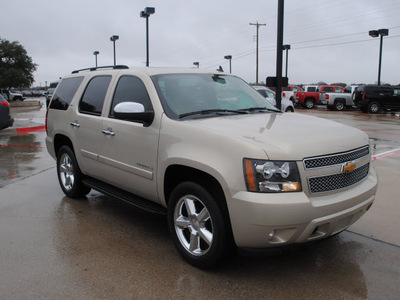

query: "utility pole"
xmin=276 ymin=0 xmax=284 ymax=111
xmin=250 ymin=22 xmax=266 ymax=84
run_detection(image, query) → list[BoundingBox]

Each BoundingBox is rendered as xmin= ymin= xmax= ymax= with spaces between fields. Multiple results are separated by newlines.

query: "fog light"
xmin=267 ymin=230 xmax=275 ymax=241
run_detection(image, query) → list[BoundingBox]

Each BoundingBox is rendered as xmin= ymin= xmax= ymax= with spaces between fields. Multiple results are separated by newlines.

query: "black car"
xmin=0 ymin=94 xmax=15 ymax=130
xmin=354 ymin=85 xmax=400 ymax=113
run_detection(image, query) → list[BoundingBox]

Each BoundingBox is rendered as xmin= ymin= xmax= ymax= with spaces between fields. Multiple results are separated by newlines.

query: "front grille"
xmin=303 ymin=146 xmax=369 ymax=169
xmin=309 ymin=163 xmax=369 ymax=194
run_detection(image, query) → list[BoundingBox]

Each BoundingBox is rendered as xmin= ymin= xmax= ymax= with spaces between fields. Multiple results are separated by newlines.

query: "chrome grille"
xmin=303 ymin=146 xmax=369 ymax=169
xmin=309 ymin=163 xmax=369 ymax=194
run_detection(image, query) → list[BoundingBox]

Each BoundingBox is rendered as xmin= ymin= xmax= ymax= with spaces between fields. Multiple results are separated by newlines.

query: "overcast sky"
xmin=1 ymin=0 xmax=400 ymax=87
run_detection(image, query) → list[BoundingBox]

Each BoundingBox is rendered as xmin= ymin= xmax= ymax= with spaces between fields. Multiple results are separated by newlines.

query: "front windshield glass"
xmin=152 ymin=73 xmax=278 ymax=119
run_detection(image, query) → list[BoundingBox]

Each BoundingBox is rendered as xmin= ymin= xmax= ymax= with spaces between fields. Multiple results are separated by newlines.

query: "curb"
xmin=9 ymin=100 xmax=43 ymax=108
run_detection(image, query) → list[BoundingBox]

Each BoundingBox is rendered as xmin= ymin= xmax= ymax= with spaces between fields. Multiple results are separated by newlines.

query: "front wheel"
xmin=57 ymin=146 xmax=91 ymax=198
xmin=167 ymin=182 xmax=231 ymax=268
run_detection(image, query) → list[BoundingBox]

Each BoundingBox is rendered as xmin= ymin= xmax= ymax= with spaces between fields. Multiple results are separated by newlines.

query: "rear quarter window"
xmin=79 ymin=76 xmax=112 ymax=116
xmin=50 ymin=77 xmax=84 ymax=110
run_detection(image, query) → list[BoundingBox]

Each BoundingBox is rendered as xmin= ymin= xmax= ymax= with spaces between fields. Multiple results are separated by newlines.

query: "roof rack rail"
xmin=71 ymin=65 xmax=129 ymax=74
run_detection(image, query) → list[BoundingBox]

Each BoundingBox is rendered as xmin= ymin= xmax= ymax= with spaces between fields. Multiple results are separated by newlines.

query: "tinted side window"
xmin=50 ymin=77 xmax=84 ymax=110
xmin=79 ymin=76 xmax=111 ymax=115
xmin=110 ymin=75 xmax=152 ymax=116
xmin=256 ymin=89 xmax=268 ymax=98
xmin=324 ymin=87 xmax=333 ymax=93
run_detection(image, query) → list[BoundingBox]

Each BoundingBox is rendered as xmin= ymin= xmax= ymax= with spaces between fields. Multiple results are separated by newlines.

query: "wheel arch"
xmin=164 ymin=164 xmax=234 ymax=240
xmin=54 ymin=134 xmax=74 ymax=156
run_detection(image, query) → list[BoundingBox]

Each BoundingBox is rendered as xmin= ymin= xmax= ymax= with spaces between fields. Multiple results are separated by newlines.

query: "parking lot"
xmin=0 ymin=101 xmax=399 ymax=299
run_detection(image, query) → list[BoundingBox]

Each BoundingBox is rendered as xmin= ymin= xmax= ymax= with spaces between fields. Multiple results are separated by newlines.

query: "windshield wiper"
xmin=238 ymin=106 xmax=281 ymax=113
xmin=179 ymin=109 xmax=248 ymax=119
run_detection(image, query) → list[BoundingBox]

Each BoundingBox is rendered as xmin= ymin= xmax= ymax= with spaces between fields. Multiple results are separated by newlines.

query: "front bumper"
xmin=227 ymin=167 xmax=378 ymax=248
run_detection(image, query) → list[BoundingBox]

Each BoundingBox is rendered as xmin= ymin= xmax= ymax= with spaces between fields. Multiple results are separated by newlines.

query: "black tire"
xmin=303 ymin=98 xmax=315 ymax=109
xmin=367 ymin=101 xmax=381 ymax=114
xmin=334 ymin=100 xmax=345 ymax=111
xmin=56 ymin=145 xmax=91 ymax=198
xmin=285 ymin=106 xmax=294 ymax=112
xmin=167 ymin=182 xmax=231 ymax=268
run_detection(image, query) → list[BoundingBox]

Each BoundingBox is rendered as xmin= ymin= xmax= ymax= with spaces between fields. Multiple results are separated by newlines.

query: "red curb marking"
xmin=16 ymin=125 xmax=46 ymax=133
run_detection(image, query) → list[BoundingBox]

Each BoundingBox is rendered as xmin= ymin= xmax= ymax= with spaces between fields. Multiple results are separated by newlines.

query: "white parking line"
xmin=372 ymin=148 xmax=400 ymax=161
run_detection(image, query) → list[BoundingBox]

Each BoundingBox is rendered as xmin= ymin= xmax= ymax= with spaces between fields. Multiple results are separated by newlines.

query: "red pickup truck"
xmin=295 ymin=85 xmax=344 ymax=109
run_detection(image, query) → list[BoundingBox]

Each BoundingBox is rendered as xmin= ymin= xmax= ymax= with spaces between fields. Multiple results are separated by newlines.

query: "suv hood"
xmin=188 ymin=113 xmax=369 ymax=160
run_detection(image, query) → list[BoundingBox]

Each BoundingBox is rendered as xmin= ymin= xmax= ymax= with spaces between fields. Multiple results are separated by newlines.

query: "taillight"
xmin=325 ymin=94 xmax=329 ymax=100
xmin=0 ymin=101 xmax=10 ymax=107
xmin=362 ymin=92 xmax=366 ymax=100
xmin=282 ymin=92 xmax=286 ymax=97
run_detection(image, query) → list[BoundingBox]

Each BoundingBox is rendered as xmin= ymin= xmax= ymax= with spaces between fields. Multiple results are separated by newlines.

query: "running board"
xmin=82 ymin=177 xmax=167 ymax=215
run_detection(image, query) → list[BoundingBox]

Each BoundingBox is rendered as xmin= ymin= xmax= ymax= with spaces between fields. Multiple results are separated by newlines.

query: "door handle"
xmin=70 ymin=122 xmax=80 ymax=127
xmin=102 ymin=129 xmax=115 ymax=136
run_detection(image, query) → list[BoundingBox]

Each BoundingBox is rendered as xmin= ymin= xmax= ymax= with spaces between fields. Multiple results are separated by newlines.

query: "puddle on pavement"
xmin=0 ymin=131 xmax=53 ymax=187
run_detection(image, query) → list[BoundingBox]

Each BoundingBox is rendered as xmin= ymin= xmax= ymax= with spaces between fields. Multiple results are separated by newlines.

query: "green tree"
xmin=0 ymin=38 xmax=37 ymax=88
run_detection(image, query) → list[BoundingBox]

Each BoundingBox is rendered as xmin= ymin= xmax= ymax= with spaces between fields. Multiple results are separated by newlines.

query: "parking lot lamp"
xmin=282 ymin=44 xmax=290 ymax=77
xmin=110 ymin=35 xmax=119 ymax=66
xmin=193 ymin=62 xmax=199 ymax=68
xmin=224 ymin=55 xmax=232 ymax=73
xmin=93 ymin=51 xmax=99 ymax=68
xmin=140 ymin=7 xmax=155 ymax=67
xmin=369 ymin=29 xmax=389 ymax=86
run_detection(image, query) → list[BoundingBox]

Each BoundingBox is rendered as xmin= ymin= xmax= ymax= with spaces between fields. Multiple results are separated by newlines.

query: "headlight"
xmin=243 ymin=159 xmax=302 ymax=192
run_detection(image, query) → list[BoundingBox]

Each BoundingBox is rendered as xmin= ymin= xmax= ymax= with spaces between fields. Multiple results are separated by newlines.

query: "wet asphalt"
xmin=0 ymin=99 xmax=399 ymax=299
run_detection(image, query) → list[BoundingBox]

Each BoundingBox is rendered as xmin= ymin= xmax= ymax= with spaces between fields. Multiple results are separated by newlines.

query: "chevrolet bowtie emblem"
xmin=342 ymin=161 xmax=356 ymax=173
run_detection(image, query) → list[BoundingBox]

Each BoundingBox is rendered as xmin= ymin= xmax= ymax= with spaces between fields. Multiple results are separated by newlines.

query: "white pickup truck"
xmin=319 ymin=86 xmax=357 ymax=111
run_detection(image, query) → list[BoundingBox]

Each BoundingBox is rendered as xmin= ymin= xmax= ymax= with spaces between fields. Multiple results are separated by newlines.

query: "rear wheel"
xmin=167 ymin=182 xmax=231 ymax=268
xmin=57 ymin=146 xmax=91 ymax=198
xmin=334 ymin=100 xmax=345 ymax=111
xmin=304 ymin=98 xmax=315 ymax=109
xmin=367 ymin=101 xmax=381 ymax=114
xmin=285 ymin=106 xmax=294 ymax=112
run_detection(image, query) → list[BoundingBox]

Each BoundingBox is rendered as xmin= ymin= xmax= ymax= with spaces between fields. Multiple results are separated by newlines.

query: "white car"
xmin=253 ymin=86 xmax=294 ymax=112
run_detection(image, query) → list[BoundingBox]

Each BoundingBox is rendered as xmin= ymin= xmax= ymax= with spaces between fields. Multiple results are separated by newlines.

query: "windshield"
xmin=152 ymin=73 xmax=278 ymax=119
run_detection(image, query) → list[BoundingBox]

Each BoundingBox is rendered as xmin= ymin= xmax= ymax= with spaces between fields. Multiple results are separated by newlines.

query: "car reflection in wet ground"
xmin=0 ymin=106 xmax=399 ymax=299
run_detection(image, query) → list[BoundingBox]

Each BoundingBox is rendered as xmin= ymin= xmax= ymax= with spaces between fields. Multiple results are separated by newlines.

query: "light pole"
xmin=140 ymin=7 xmax=155 ymax=67
xmin=250 ymin=22 xmax=266 ymax=84
xmin=224 ymin=55 xmax=232 ymax=73
xmin=369 ymin=29 xmax=389 ymax=86
xmin=193 ymin=62 xmax=199 ymax=68
xmin=282 ymin=44 xmax=290 ymax=78
xmin=110 ymin=35 xmax=119 ymax=66
xmin=93 ymin=51 xmax=99 ymax=67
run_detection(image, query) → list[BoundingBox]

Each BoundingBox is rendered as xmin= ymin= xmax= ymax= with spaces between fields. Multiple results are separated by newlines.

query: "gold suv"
xmin=46 ymin=66 xmax=378 ymax=268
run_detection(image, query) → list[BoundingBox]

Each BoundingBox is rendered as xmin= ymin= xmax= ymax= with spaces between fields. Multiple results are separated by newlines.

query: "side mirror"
xmin=113 ymin=102 xmax=154 ymax=127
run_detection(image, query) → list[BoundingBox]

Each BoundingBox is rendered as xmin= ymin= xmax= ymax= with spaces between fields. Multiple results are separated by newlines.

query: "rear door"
xmin=73 ymin=75 xmax=113 ymax=177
